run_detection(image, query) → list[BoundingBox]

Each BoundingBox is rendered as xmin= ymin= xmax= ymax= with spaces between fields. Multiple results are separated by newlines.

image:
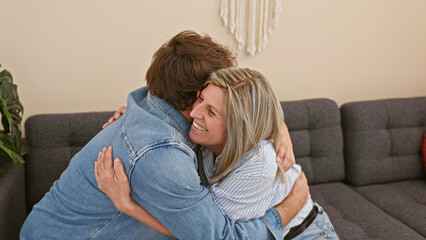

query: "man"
xmin=21 ymin=30 xmax=308 ymax=239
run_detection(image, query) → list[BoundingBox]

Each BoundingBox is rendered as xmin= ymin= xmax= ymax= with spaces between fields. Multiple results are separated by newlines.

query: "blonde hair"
xmin=206 ymin=68 xmax=284 ymax=182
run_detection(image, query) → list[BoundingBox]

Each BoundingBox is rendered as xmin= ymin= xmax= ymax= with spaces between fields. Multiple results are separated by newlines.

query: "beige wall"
xmin=1 ymin=0 xmax=425 ymax=130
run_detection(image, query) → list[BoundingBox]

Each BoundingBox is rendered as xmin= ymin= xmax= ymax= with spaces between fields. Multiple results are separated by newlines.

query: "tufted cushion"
xmin=341 ymin=97 xmax=426 ymax=186
xmin=281 ymin=99 xmax=344 ymax=184
xmin=310 ymin=182 xmax=424 ymax=239
xmin=24 ymin=112 xmax=113 ymax=213
xmin=352 ymin=180 xmax=426 ymax=236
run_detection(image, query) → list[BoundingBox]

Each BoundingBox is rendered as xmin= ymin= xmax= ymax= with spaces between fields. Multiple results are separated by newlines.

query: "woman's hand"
xmin=102 ymin=106 xmax=126 ymax=128
xmin=94 ymin=147 xmax=175 ymax=237
xmin=276 ymin=122 xmax=295 ymax=172
xmin=94 ymin=147 xmax=134 ymax=213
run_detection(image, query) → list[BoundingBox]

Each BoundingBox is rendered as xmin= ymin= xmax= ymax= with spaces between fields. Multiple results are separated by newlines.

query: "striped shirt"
xmin=202 ymin=139 xmax=314 ymax=236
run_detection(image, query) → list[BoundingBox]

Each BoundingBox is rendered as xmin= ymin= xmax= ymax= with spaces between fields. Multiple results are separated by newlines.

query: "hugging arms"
xmin=97 ymin=102 xmax=307 ymax=238
xmin=96 ymin=68 xmax=338 ymax=239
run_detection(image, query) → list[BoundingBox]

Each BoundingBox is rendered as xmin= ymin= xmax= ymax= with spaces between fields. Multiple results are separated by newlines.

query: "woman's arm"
xmin=94 ymin=147 xmax=174 ymax=238
xmin=276 ymin=122 xmax=295 ymax=171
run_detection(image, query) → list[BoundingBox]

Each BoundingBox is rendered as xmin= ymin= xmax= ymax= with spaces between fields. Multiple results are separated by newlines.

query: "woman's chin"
xmin=189 ymin=130 xmax=202 ymax=144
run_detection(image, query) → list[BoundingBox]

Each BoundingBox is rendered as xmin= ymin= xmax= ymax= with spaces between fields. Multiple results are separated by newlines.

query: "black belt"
xmin=284 ymin=205 xmax=319 ymax=240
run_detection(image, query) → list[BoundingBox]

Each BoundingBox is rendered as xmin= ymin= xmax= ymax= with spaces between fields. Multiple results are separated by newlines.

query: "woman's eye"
xmin=209 ymin=109 xmax=216 ymax=116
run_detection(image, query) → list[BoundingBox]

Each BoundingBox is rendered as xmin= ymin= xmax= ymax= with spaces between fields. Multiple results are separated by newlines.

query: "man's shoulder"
xmin=130 ymin=144 xmax=201 ymax=190
xmin=121 ymin=111 xmax=193 ymax=158
xmin=139 ymin=142 xmax=196 ymax=162
xmin=121 ymin=88 xmax=194 ymax=156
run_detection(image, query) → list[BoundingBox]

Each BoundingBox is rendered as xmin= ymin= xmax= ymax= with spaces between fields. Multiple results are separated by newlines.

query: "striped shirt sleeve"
xmin=209 ymin=141 xmax=280 ymax=222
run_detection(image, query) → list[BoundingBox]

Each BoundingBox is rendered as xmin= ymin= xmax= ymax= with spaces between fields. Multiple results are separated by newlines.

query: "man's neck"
xmin=180 ymin=109 xmax=192 ymax=123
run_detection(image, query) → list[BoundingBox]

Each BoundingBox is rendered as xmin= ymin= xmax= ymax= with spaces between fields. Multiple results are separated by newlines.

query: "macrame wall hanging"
xmin=220 ymin=0 xmax=282 ymax=56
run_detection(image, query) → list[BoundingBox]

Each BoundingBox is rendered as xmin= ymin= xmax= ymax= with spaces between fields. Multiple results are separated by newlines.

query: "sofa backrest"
xmin=24 ymin=99 xmax=345 ymax=212
xmin=281 ymin=99 xmax=345 ymax=185
xmin=341 ymin=97 xmax=426 ymax=186
xmin=24 ymin=112 xmax=113 ymax=213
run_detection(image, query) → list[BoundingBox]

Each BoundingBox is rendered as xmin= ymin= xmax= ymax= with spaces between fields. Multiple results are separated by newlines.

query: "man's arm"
xmin=275 ymin=171 xmax=310 ymax=225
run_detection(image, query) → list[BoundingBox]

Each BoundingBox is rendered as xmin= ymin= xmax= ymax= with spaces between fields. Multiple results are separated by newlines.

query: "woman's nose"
xmin=190 ymin=104 xmax=204 ymax=119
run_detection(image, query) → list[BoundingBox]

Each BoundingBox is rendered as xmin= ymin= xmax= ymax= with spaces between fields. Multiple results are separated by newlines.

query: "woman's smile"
xmin=192 ymin=121 xmax=207 ymax=131
xmin=189 ymin=84 xmax=227 ymax=155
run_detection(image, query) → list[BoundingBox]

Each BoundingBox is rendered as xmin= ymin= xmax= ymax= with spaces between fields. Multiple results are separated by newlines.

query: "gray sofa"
xmin=1 ymin=97 xmax=425 ymax=240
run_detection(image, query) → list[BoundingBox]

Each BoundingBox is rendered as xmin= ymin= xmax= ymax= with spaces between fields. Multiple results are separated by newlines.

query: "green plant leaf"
xmin=0 ymin=96 xmax=12 ymax=134
xmin=0 ymin=67 xmax=25 ymax=178
xmin=0 ymin=140 xmax=24 ymax=164
xmin=0 ymin=71 xmax=24 ymax=152
xmin=0 ymin=69 xmax=13 ymax=81
xmin=0 ymin=132 xmax=13 ymax=148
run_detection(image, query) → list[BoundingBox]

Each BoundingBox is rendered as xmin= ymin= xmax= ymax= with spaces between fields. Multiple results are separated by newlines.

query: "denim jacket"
xmin=21 ymin=87 xmax=284 ymax=240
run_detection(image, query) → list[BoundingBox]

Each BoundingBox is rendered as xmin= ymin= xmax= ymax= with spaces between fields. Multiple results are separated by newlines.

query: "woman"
xmin=95 ymin=68 xmax=338 ymax=239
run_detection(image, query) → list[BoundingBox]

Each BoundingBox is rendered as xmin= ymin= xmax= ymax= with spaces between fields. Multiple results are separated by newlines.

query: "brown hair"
xmin=146 ymin=30 xmax=236 ymax=111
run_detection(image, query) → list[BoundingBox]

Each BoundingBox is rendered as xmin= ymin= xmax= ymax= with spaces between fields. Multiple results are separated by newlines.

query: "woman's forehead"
xmin=201 ymin=84 xmax=226 ymax=112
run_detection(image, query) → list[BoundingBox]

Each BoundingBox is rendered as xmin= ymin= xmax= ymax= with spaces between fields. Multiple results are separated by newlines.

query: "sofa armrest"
xmin=0 ymin=160 xmax=26 ymax=240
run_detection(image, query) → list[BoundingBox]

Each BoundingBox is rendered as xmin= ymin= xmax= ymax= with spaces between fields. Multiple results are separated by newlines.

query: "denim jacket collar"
xmin=147 ymin=92 xmax=196 ymax=150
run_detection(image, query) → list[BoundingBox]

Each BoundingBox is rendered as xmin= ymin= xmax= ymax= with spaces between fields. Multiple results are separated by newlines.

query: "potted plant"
xmin=0 ymin=64 xmax=26 ymax=177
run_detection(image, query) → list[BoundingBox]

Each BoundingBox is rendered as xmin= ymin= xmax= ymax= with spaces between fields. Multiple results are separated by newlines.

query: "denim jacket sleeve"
xmin=128 ymin=146 xmax=284 ymax=240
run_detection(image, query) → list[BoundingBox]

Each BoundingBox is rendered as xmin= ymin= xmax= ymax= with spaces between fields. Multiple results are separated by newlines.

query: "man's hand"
xmin=275 ymin=171 xmax=309 ymax=226
xmin=276 ymin=122 xmax=295 ymax=172
xmin=102 ymin=106 xmax=126 ymax=128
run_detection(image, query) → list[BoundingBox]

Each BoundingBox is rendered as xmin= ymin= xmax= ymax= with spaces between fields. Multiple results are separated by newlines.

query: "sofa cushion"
xmin=311 ymin=182 xmax=425 ymax=240
xmin=352 ymin=180 xmax=426 ymax=237
xmin=281 ymin=99 xmax=345 ymax=184
xmin=24 ymin=112 xmax=113 ymax=213
xmin=341 ymin=97 xmax=426 ymax=186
